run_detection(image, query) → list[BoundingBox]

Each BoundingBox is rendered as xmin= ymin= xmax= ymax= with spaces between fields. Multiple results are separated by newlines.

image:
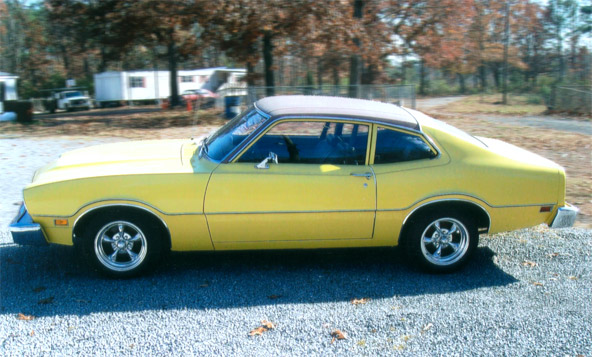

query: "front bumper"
xmin=550 ymin=204 xmax=579 ymax=229
xmin=70 ymin=103 xmax=89 ymax=108
xmin=9 ymin=203 xmax=48 ymax=246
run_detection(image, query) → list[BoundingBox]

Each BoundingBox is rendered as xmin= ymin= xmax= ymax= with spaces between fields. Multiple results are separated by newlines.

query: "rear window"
xmin=374 ymin=127 xmax=436 ymax=164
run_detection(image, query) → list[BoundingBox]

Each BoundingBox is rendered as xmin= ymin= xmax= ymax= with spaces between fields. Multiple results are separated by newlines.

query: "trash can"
xmin=224 ymin=96 xmax=242 ymax=119
xmin=4 ymin=100 xmax=33 ymax=123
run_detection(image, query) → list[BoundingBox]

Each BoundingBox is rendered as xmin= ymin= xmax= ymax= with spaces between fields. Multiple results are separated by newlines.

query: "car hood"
xmin=29 ymin=139 xmax=195 ymax=186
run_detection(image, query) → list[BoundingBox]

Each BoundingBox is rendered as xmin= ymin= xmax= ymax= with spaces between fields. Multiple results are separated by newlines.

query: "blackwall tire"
xmin=403 ymin=210 xmax=479 ymax=273
xmin=78 ymin=213 xmax=164 ymax=278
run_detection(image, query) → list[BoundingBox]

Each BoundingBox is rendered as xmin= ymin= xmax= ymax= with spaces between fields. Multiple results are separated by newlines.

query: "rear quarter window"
xmin=374 ymin=127 xmax=436 ymax=164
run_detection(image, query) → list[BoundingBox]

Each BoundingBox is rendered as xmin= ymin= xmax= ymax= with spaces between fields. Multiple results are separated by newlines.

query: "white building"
xmin=0 ymin=72 xmax=19 ymax=118
xmin=94 ymin=67 xmax=246 ymax=105
xmin=0 ymin=72 xmax=19 ymax=101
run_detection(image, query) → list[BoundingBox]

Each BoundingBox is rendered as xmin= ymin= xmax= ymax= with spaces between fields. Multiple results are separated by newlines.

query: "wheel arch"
xmin=399 ymin=199 xmax=491 ymax=242
xmin=72 ymin=204 xmax=171 ymax=251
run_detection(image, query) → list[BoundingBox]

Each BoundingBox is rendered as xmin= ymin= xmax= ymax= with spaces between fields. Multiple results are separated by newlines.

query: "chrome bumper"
xmin=9 ymin=203 xmax=48 ymax=246
xmin=550 ymin=204 xmax=579 ymax=229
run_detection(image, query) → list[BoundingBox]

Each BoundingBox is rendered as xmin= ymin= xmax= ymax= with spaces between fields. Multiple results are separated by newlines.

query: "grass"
xmin=441 ymin=94 xmax=548 ymax=116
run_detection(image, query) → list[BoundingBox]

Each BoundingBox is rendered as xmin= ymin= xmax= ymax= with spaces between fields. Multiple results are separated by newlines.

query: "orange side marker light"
xmin=54 ymin=219 xmax=68 ymax=226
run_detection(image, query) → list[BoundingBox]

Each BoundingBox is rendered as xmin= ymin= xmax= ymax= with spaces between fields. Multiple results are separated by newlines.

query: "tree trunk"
xmin=479 ymin=64 xmax=487 ymax=91
xmin=332 ymin=61 xmax=339 ymax=86
xmin=246 ymin=61 xmax=255 ymax=87
xmin=491 ymin=64 xmax=500 ymax=90
xmin=305 ymin=57 xmax=313 ymax=95
xmin=98 ymin=47 xmax=108 ymax=73
xmin=364 ymin=64 xmax=376 ymax=85
xmin=348 ymin=0 xmax=364 ymax=98
xmin=167 ymin=31 xmax=179 ymax=108
xmin=317 ymin=57 xmax=323 ymax=89
xmin=83 ymin=56 xmax=92 ymax=81
xmin=60 ymin=44 xmax=71 ymax=79
xmin=401 ymin=54 xmax=407 ymax=85
xmin=332 ymin=66 xmax=339 ymax=95
xmin=419 ymin=59 xmax=428 ymax=96
xmin=263 ymin=31 xmax=274 ymax=96
xmin=278 ymin=56 xmax=284 ymax=86
xmin=502 ymin=2 xmax=510 ymax=105
xmin=457 ymin=73 xmax=466 ymax=94
xmin=349 ymin=52 xmax=360 ymax=97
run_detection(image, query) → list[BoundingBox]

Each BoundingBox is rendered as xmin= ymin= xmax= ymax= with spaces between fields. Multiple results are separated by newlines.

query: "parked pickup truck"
xmin=43 ymin=89 xmax=92 ymax=113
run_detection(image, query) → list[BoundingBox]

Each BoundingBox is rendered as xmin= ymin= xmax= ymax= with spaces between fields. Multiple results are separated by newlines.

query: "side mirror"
xmin=255 ymin=152 xmax=278 ymax=169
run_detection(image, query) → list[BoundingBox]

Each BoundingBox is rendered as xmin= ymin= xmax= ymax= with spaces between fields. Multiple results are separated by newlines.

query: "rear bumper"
xmin=550 ymin=204 xmax=579 ymax=229
xmin=9 ymin=203 xmax=48 ymax=246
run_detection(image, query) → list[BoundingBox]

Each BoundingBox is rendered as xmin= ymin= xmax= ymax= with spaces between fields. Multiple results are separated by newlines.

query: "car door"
xmin=204 ymin=119 xmax=376 ymax=249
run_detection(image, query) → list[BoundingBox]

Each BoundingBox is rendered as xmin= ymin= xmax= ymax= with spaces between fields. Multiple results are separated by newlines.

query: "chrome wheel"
xmin=94 ymin=221 xmax=148 ymax=272
xmin=420 ymin=217 xmax=469 ymax=266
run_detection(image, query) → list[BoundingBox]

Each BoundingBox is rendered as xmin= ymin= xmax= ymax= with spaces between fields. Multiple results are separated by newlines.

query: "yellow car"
xmin=10 ymin=96 xmax=578 ymax=277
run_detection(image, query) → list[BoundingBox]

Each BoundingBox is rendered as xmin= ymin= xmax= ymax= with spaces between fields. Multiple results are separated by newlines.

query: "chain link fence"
xmin=216 ymin=85 xmax=416 ymax=115
xmin=550 ymin=86 xmax=592 ymax=115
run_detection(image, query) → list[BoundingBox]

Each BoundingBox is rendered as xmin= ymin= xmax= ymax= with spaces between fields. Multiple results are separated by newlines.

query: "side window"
xmin=129 ymin=77 xmax=145 ymax=88
xmin=374 ymin=127 xmax=436 ymax=164
xmin=238 ymin=121 xmax=369 ymax=165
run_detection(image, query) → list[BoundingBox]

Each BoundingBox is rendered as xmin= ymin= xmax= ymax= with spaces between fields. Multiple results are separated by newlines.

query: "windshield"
xmin=64 ymin=91 xmax=83 ymax=98
xmin=204 ymin=107 xmax=267 ymax=161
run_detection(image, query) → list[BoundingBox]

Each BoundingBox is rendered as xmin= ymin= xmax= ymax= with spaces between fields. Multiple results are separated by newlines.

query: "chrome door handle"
xmin=350 ymin=172 xmax=372 ymax=180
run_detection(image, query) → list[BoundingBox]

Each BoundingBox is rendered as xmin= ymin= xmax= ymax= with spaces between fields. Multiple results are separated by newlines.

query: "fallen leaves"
xmin=331 ymin=329 xmax=347 ymax=343
xmin=261 ymin=320 xmax=274 ymax=329
xmin=17 ymin=313 xmax=35 ymax=321
xmin=249 ymin=320 xmax=275 ymax=336
xmin=351 ymin=297 xmax=371 ymax=305
xmin=249 ymin=327 xmax=267 ymax=336
xmin=522 ymin=260 xmax=537 ymax=267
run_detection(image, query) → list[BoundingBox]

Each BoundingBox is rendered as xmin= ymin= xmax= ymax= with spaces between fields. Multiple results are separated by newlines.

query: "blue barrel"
xmin=224 ymin=96 xmax=241 ymax=119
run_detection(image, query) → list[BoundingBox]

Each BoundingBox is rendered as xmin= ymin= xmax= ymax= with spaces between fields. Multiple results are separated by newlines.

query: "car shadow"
xmin=0 ymin=244 xmax=517 ymax=317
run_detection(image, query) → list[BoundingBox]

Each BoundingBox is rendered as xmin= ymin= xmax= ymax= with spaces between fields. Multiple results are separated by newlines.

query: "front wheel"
xmin=403 ymin=211 xmax=478 ymax=273
xmin=78 ymin=214 xmax=164 ymax=278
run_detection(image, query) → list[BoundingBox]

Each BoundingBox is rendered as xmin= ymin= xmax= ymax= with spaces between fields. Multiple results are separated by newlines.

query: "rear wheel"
xmin=403 ymin=211 xmax=478 ymax=273
xmin=77 ymin=213 xmax=164 ymax=278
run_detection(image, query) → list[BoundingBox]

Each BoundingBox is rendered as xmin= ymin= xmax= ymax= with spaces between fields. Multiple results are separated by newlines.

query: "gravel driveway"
xmin=1 ymin=137 xmax=591 ymax=356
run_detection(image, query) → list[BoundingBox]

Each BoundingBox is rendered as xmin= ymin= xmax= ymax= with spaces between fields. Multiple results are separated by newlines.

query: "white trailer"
xmin=0 ymin=72 xmax=18 ymax=101
xmin=93 ymin=68 xmax=246 ymax=106
xmin=0 ymin=72 xmax=18 ymax=120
